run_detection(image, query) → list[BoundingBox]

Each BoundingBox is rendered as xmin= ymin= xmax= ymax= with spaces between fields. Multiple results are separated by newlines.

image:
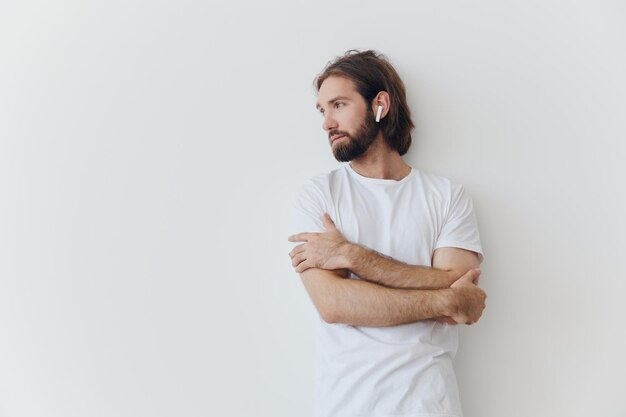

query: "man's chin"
xmin=332 ymin=151 xmax=351 ymax=162
xmin=333 ymin=146 xmax=359 ymax=162
xmin=332 ymin=153 xmax=350 ymax=162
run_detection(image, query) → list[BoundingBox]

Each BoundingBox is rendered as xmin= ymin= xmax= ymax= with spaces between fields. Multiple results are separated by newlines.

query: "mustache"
xmin=328 ymin=130 xmax=349 ymax=140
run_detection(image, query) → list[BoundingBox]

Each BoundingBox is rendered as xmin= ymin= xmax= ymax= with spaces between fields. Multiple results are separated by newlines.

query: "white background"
xmin=1 ymin=1 xmax=625 ymax=416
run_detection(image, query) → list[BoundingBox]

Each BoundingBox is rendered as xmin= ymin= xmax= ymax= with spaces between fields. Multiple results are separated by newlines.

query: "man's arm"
xmin=299 ymin=267 xmax=485 ymax=327
xmin=431 ymin=246 xmax=481 ymax=281
xmin=289 ymin=214 xmax=479 ymax=289
xmin=339 ymin=244 xmax=462 ymax=289
xmin=345 ymin=245 xmax=481 ymax=288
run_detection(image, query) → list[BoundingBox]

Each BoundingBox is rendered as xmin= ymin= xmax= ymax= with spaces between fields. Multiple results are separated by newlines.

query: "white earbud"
xmin=375 ymin=105 xmax=383 ymax=122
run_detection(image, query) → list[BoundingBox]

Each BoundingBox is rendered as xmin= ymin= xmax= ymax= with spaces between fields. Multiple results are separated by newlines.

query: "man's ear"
xmin=371 ymin=91 xmax=391 ymax=120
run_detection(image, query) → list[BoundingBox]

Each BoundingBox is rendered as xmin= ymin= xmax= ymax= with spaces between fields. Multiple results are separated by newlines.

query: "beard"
xmin=330 ymin=111 xmax=379 ymax=162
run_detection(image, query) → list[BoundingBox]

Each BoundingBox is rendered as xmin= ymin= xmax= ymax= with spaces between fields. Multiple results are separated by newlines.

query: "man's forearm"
xmin=343 ymin=244 xmax=457 ymax=290
xmin=313 ymin=273 xmax=452 ymax=327
xmin=334 ymin=283 xmax=450 ymax=327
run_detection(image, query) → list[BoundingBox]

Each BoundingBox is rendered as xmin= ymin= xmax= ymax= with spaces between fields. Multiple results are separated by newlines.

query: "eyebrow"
xmin=315 ymin=96 xmax=351 ymax=111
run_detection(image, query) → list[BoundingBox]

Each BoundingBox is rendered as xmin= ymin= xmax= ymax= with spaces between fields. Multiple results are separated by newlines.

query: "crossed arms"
xmin=288 ymin=213 xmax=487 ymax=327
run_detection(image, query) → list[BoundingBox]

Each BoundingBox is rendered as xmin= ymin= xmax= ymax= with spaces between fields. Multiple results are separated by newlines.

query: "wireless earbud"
xmin=375 ymin=105 xmax=383 ymax=122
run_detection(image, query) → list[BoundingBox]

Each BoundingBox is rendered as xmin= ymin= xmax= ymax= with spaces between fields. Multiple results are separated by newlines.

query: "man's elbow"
xmin=320 ymin=308 xmax=339 ymax=324
xmin=315 ymin=297 xmax=342 ymax=324
xmin=299 ymin=268 xmax=345 ymax=324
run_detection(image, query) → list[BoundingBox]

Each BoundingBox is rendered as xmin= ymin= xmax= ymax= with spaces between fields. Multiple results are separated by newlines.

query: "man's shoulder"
xmin=297 ymin=167 xmax=345 ymax=192
xmin=410 ymin=169 xmax=474 ymax=208
xmin=291 ymin=167 xmax=343 ymax=206
xmin=412 ymin=168 xmax=457 ymax=191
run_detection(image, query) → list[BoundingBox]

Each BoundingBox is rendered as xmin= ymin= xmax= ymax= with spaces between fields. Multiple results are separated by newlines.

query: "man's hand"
xmin=288 ymin=213 xmax=351 ymax=273
xmin=444 ymin=268 xmax=487 ymax=325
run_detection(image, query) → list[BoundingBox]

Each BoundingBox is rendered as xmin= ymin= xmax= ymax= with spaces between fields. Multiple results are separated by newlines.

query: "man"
xmin=287 ymin=50 xmax=486 ymax=417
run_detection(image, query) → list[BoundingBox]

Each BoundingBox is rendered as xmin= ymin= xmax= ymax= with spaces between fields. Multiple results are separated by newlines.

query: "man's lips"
xmin=331 ymin=135 xmax=346 ymax=143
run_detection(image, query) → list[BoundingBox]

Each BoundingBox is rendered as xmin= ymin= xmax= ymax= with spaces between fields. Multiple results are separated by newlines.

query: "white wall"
xmin=1 ymin=1 xmax=625 ymax=416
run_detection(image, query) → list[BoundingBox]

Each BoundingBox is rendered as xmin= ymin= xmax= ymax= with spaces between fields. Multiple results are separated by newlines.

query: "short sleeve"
xmin=288 ymin=181 xmax=327 ymax=253
xmin=434 ymin=183 xmax=484 ymax=263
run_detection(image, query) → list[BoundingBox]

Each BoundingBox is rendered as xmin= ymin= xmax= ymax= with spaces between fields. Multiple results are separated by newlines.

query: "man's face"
xmin=316 ymin=76 xmax=379 ymax=162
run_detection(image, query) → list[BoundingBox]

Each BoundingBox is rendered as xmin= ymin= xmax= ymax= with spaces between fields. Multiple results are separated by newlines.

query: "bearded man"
xmin=288 ymin=50 xmax=487 ymax=417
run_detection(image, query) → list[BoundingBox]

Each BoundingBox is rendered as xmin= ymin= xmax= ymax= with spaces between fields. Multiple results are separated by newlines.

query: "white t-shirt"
xmin=290 ymin=163 xmax=483 ymax=417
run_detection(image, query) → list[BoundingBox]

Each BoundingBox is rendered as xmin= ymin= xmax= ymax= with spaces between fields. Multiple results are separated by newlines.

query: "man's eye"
xmin=335 ymin=102 xmax=344 ymax=108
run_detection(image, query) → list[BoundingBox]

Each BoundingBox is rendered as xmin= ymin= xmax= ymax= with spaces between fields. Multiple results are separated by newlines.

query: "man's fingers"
xmin=288 ymin=232 xmax=316 ymax=242
xmin=436 ymin=317 xmax=458 ymax=325
xmin=288 ymin=233 xmax=306 ymax=242
xmin=291 ymin=253 xmax=305 ymax=268
xmin=469 ymin=268 xmax=481 ymax=284
xmin=296 ymin=260 xmax=312 ymax=273
xmin=322 ymin=213 xmax=337 ymax=231
xmin=288 ymin=244 xmax=305 ymax=258
xmin=455 ymin=268 xmax=481 ymax=285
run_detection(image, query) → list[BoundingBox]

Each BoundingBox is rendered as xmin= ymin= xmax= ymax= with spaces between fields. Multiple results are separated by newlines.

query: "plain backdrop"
xmin=1 ymin=1 xmax=625 ymax=416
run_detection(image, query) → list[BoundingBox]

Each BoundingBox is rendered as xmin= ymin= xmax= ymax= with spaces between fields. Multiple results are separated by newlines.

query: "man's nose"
xmin=322 ymin=113 xmax=337 ymax=131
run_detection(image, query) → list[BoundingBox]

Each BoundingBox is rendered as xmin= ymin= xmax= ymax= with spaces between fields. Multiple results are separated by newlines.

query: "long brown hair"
xmin=314 ymin=50 xmax=415 ymax=155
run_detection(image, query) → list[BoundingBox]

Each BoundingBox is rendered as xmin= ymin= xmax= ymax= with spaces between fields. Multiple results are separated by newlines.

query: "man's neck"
xmin=349 ymin=137 xmax=411 ymax=181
